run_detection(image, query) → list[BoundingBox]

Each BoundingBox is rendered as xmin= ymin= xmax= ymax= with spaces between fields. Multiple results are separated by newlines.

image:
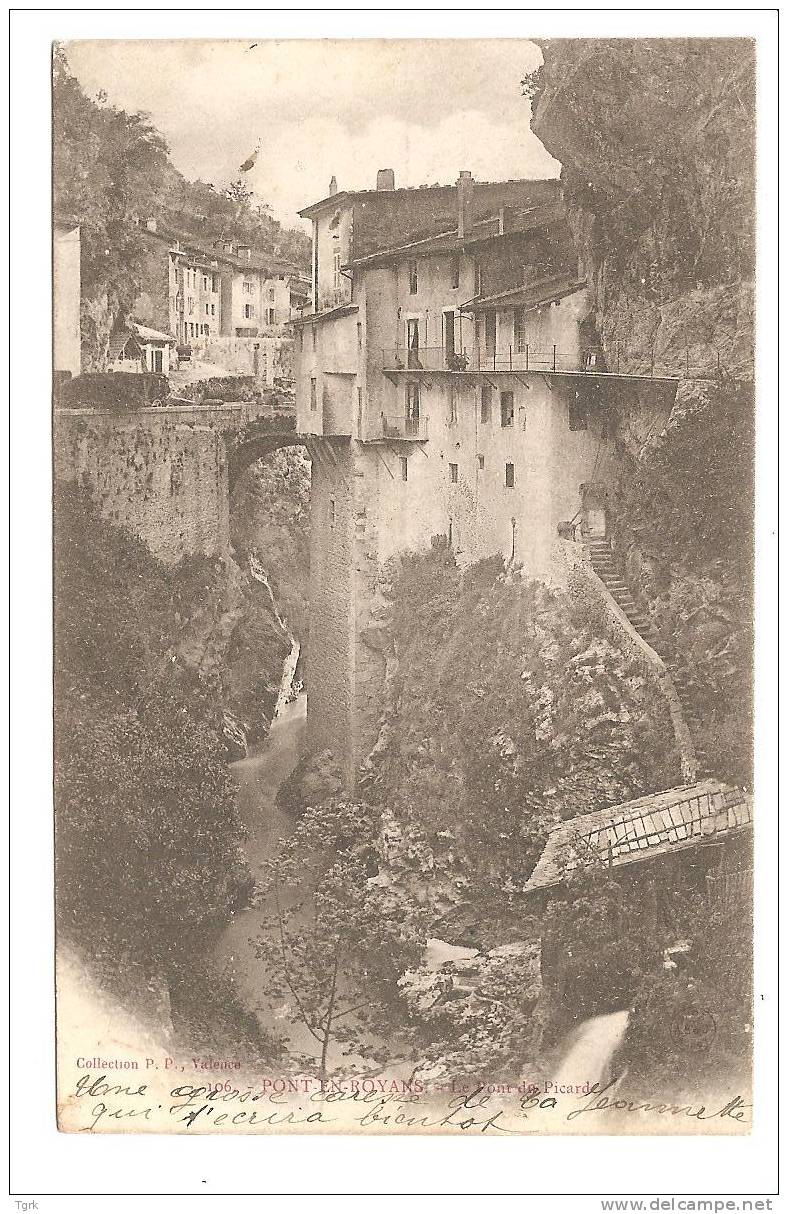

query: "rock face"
xmin=531 ymin=40 xmax=754 ymax=784
xmin=531 ymin=39 xmax=755 ymax=380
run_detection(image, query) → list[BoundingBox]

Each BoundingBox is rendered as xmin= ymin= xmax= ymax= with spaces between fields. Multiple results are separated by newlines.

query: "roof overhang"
xmin=461 ymin=277 xmax=587 ymax=314
xmin=292 ymin=303 xmax=359 ymax=327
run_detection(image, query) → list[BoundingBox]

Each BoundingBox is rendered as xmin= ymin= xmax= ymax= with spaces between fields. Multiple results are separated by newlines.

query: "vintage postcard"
xmin=50 ymin=34 xmax=761 ymax=1143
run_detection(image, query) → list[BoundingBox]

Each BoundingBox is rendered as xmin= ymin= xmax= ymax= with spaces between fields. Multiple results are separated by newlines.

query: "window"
xmin=505 ymin=462 xmax=515 ymax=488
xmin=205 ymin=303 xmax=209 ymax=315
xmin=357 ymin=387 xmax=363 ymax=433
xmin=500 ymin=391 xmax=514 ymax=428
xmin=204 ymin=324 xmax=210 ymax=337
xmin=480 ymin=385 xmax=492 ymax=424
xmin=514 ymin=308 xmax=526 ymax=354
xmin=333 ymin=251 xmax=341 ymax=291
xmin=443 ymin=311 xmax=456 ymax=361
xmin=569 ymin=392 xmax=588 ymax=430
xmin=519 ymin=406 xmax=527 ymax=431
xmin=477 ymin=454 xmax=485 ymax=470
xmin=266 ymin=308 xmax=276 ymax=325
xmin=400 ymin=456 xmax=408 ymax=482
xmin=211 ymin=304 xmax=215 ymax=316
xmin=329 ymin=497 xmax=336 ymax=526
xmin=268 ymin=288 xmax=276 ymax=302
xmin=310 ymin=377 xmax=317 ymax=411
xmin=485 ymin=311 xmax=497 ymax=357
xmin=408 ymin=260 xmax=418 ymax=295
xmin=242 ymin=281 xmax=253 ymax=294
xmin=450 ymin=255 xmax=460 ymax=289
xmin=406 ymin=381 xmax=420 ymax=420
xmin=188 ymin=298 xmax=194 ymax=314
xmin=449 ymin=462 xmax=458 ymax=484
xmin=244 ymin=303 xmax=254 ymax=319
xmin=357 ymin=322 xmax=363 ymax=349
xmin=203 ymin=276 xmax=209 ymax=291
xmin=449 ymin=387 xmax=458 ymax=425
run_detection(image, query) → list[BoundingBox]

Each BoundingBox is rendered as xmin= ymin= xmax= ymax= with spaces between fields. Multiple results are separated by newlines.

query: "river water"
xmin=216 ymin=636 xmax=634 ymax=1094
xmin=555 ymin=1010 xmax=630 ymax=1090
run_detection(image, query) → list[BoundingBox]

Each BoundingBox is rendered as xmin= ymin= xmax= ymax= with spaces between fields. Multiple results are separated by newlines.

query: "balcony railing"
xmin=381 ymin=344 xmax=730 ymax=379
xmin=367 ymin=413 xmax=428 ymax=442
xmin=381 ymin=345 xmax=591 ymax=373
xmin=382 ymin=347 xmax=470 ymax=372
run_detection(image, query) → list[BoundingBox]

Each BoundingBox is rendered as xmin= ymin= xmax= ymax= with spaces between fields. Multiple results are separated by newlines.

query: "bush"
xmin=368 ymin=543 xmax=680 ymax=897
xmin=54 ymin=484 xmax=252 ymax=995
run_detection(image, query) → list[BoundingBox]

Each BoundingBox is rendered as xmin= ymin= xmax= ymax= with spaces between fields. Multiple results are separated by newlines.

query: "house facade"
xmin=132 ymin=221 xmax=310 ymax=353
xmin=295 ymin=169 xmax=620 ymax=581
xmin=293 ymin=169 xmax=680 ymax=778
xmin=54 ymin=218 xmax=81 ymax=379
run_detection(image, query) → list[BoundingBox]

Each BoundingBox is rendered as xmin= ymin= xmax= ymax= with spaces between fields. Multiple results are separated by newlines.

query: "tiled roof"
xmin=347 ymin=199 xmax=569 ymax=268
xmin=108 ymin=329 xmax=135 ymax=361
xmin=524 ymin=780 xmax=753 ymax=893
xmin=463 ymin=272 xmax=587 ymax=314
xmin=131 ymin=322 xmax=175 ymax=344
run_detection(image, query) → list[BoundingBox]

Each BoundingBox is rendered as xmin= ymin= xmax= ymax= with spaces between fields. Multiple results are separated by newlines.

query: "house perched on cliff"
xmin=293 ymin=169 xmax=686 ymax=779
xmin=293 ymin=168 xmax=643 ymax=579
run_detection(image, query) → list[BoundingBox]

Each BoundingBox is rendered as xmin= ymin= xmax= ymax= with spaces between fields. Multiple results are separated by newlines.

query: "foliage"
xmin=609 ymin=381 xmax=754 ymax=783
xmin=253 ymin=800 xmax=427 ymax=1083
xmin=231 ymin=445 xmax=311 ymax=642
xmin=54 ymin=483 xmax=252 ymax=993
xmin=623 ymin=894 xmax=752 ymax=1093
xmin=400 ymin=940 xmax=544 ymax=1083
xmin=540 ymin=855 xmax=752 ymax=1094
xmin=367 ymin=541 xmax=680 ymax=900
xmin=53 ymin=44 xmax=309 ymax=366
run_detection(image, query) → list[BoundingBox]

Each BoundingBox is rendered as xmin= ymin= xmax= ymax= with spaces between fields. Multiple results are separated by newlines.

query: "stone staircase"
xmin=586 ymin=537 xmax=710 ymax=776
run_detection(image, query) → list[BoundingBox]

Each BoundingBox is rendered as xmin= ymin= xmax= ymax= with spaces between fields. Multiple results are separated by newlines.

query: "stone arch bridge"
xmin=54 ymin=402 xmax=316 ymax=566
xmin=54 ymin=400 xmax=364 ymax=778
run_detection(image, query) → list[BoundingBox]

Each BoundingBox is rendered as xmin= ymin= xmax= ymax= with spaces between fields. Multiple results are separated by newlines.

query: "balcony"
xmin=381 ymin=346 xmax=472 ymax=372
xmin=366 ymin=413 xmax=428 ymax=442
xmin=381 ymin=344 xmax=728 ymax=381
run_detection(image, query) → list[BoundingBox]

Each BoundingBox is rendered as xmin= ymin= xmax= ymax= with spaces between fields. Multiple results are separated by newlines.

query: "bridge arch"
xmin=226 ymin=414 xmax=310 ymax=492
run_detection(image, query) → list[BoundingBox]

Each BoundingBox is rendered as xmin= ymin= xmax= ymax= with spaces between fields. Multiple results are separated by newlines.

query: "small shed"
xmin=524 ymin=780 xmax=753 ymax=895
xmin=108 ymin=322 xmax=175 ymax=374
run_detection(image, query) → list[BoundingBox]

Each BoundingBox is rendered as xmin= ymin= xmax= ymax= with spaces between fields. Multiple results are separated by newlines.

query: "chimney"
xmin=457 ymin=171 xmax=474 ymax=240
xmin=376 ymin=168 xmax=395 ymax=191
xmin=329 ymin=175 xmax=338 ymax=196
xmin=498 ymin=205 xmax=517 ymax=235
xmin=145 ymin=217 xmax=157 ymax=233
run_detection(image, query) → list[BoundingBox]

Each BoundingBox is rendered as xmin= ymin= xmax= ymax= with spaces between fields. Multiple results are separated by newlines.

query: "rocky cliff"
xmin=530 ymin=40 xmax=755 ymax=783
xmin=531 ymin=38 xmax=755 ymax=380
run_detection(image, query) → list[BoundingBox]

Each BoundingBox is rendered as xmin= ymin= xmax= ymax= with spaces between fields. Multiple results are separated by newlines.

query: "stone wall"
xmin=53 ymin=404 xmax=245 ymax=567
xmin=306 ymin=439 xmax=355 ymax=777
xmin=553 ymin=537 xmax=696 ymax=782
xmin=194 ymin=334 xmax=294 ymax=384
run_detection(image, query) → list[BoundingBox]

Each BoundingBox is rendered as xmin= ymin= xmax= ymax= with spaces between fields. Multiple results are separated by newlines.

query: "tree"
xmin=369 ymin=542 xmax=679 ymax=900
xmin=54 ymin=485 xmax=253 ymax=1000
xmin=52 ymin=45 xmax=311 ymax=364
xmin=253 ymin=800 xmax=426 ymax=1085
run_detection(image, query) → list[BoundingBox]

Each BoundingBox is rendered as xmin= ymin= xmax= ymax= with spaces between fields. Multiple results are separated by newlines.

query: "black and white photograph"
xmin=8 ymin=9 xmax=780 ymax=1200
